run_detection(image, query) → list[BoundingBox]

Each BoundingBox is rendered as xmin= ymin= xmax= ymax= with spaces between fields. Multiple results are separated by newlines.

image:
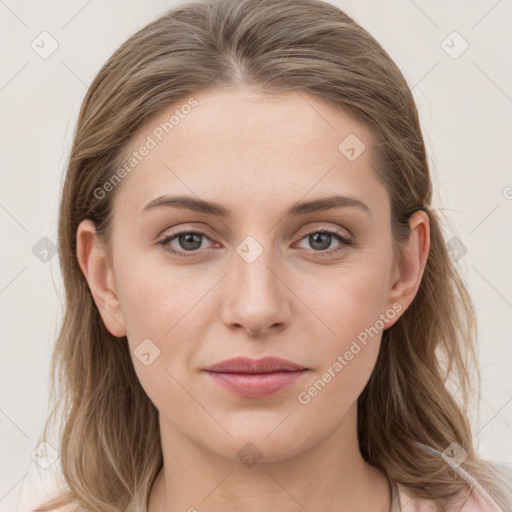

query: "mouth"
xmin=202 ymin=356 xmax=309 ymax=398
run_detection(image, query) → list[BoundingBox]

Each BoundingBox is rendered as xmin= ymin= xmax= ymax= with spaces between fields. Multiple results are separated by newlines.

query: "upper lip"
xmin=204 ymin=356 xmax=307 ymax=374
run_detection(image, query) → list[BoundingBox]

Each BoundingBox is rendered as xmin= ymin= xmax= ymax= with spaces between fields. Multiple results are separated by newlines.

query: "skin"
xmin=77 ymin=86 xmax=429 ymax=511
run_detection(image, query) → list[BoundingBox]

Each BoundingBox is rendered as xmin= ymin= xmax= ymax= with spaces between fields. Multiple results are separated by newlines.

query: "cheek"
xmin=116 ymin=263 xmax=199 ymax=408
xmin=303 ymin=254 xmax=393 ymax=343
xmin=116 ymin=257 xmax=191 ymax=338
xmin=296 ymin=267 xmax=389 ymax=420
xmin=115 ymin=257 xmax=210 ymax=378
xmin=295 ymin=251 xmax=392 ymax=401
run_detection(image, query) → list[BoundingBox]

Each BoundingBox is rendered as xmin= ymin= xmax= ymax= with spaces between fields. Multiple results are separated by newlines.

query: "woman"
xmin=33 ymin=0 xmax=512 ymax=510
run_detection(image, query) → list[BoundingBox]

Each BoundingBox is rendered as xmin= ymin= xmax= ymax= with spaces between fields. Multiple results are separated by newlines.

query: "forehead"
xmin=112 ymin=87 xmax=388 ymax=220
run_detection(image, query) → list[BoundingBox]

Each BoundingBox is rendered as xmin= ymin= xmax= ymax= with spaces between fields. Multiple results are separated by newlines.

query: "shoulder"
xmin=395 ymin=481 xmax=505 ymax=512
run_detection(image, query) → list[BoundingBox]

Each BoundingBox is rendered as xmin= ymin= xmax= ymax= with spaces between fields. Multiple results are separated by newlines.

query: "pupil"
xmin=180 ymin=233 xmax=202 ymax=251
xmin=310 ymin=233 xmax=331 ymax=250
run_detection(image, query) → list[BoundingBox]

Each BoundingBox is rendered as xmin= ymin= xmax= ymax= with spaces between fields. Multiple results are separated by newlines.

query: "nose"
xmin=220 ymin=245 xmax=289 ymax=337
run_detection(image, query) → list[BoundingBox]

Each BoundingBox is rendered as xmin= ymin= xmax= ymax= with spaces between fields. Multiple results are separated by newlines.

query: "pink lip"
xmin=203 ymin=357 xmax=309 ymax=398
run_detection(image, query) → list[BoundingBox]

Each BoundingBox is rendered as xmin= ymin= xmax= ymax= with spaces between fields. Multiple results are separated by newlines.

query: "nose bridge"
xmin=235 ymin=233 xmax=280 ymax=305
xmin=222 ymin=234 xmax=286 ymax=335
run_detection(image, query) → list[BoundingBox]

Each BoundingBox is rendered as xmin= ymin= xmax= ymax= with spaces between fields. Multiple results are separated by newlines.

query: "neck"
xmin=148 ymin=403 xmax=391 ymax=512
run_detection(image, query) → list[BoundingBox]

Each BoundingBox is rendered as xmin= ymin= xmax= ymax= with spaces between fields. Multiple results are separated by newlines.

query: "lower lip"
xmin=203 ymin=370 xmax=308 ymax=398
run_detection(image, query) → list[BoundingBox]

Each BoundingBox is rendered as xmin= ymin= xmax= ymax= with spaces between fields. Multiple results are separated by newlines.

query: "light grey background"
xmin=1 ymin=0 xmax=511 ymax=510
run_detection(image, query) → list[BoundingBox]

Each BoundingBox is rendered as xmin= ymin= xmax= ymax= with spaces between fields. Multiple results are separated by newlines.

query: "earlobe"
xmin=384 ymin=211 xmax=430 ymax=328
xmin=76 ymin=219 xmax=127 ymax=338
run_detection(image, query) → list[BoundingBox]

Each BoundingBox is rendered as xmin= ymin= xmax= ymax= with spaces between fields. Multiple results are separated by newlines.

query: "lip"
xmin=202 ymin=357 xmax=308 ymax=398
xmin=204 ymin=356 xmax=307 ymax=374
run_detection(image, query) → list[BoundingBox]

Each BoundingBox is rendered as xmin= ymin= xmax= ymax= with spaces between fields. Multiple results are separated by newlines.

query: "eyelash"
xmin=157 ymin=228 xmax=353 ymax=259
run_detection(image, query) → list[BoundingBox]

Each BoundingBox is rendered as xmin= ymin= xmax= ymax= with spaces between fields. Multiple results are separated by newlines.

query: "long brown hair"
xmin=35 ymin=0 xmax=511 ymax=510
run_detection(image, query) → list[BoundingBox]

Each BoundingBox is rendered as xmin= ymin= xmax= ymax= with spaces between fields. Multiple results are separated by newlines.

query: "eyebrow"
xmin=142 ymin=194 xmax=372 ymax=218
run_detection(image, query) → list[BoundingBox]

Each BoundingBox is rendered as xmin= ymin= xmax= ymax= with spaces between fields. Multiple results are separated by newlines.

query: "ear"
xmin=384 ymin=210 xmax=430 ymax=329
xmin=76 ymin=219 xmax=127 ymax=338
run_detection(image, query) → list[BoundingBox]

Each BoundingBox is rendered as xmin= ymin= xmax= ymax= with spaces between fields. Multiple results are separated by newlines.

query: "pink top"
xmin=391 ymin=480 xmax=505 ymax=511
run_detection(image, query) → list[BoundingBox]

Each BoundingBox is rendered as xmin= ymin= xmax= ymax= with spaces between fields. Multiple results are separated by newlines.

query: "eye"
xmin=295 ymin=229 xmax=353 ymax=256
xmin=158 ymin=231 xmax=217 ymax=258
xmin=158 ymin=227 xmax=353 ymax=259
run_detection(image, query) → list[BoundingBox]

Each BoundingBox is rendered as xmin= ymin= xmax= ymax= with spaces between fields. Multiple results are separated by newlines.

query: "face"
xmin=85 ymin=87 xmax=412 ymax=462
